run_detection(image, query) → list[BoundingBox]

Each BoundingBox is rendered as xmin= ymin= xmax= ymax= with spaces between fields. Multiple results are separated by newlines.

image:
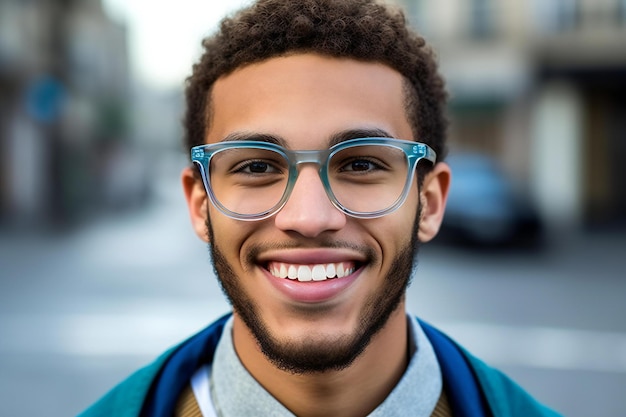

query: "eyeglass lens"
xmin=208 ymin=144 xmax=410 ymax=216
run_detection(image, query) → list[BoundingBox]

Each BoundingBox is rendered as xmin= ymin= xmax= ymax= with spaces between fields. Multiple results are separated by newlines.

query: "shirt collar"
xmin=210 ymin=314 xmax=442 ymax=417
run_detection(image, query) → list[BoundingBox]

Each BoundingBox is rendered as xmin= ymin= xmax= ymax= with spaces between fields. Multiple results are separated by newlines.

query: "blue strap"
xmin=420 ymin=320 xmax=492 ymax=417
xmin=140 ymin=314 xmax=231 ymax=417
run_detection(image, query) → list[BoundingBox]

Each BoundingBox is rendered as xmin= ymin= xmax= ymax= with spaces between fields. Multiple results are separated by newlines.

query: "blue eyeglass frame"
xmin=191 ymin=137 xmax=437 ymax=221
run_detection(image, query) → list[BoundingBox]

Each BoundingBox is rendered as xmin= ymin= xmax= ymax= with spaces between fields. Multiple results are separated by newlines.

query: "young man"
xmin=81 ymin=1 xmax=561 ymax=416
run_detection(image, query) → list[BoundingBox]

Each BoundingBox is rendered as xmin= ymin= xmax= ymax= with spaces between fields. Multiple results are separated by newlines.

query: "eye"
xmin=234 ymin=160 xmax=282 ymax=175
xmin=339 ymin=158 xmax=383 ymax=173
xmin=247 ymin=161 xmax=274 ymax=173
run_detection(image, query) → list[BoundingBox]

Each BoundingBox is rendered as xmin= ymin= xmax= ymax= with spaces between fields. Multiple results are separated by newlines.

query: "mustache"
xmin=245 ymin=239 xmax=379 ymax=266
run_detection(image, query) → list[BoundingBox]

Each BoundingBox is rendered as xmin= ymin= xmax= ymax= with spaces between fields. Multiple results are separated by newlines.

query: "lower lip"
xmin=263 ymin=268 xmax=362 ymax=303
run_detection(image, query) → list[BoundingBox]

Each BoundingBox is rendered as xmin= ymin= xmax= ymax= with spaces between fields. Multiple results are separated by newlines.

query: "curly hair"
xmin=184 ymin=0 xmax=448 ymax=162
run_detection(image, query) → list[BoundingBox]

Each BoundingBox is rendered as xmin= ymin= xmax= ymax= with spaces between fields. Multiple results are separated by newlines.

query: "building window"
xmin=619 ymin=0 xmax=626 ymax=25
xmin=469 ymin=0 xmax=496 ymax=39
xmin=403 ymin=0 xmax=431 ymax=36
xmin=533 ymin=0 xmax=580 ymax=33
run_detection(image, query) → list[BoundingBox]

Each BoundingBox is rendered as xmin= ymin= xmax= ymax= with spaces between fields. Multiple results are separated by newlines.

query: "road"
xmin=1 ymin=155 xmax=624 ymax=417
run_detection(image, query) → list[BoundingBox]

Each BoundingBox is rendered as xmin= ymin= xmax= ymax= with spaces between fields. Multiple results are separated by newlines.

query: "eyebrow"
xmin=219 ymin=127 xmax=395 ymax=149
xmin=327 ymin=128 xmax=395 ymax=147
xmin=219 ymin=132 xmax=288 ymax=147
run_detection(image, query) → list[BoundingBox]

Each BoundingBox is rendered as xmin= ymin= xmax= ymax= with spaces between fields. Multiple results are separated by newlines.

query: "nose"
xmin=274 ymin=166 xmax=347 ymax=238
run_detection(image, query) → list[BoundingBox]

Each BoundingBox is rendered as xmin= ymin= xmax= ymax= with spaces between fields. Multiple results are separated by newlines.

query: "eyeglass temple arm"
xmin=411 ymin=143 xmax=437 ymax=165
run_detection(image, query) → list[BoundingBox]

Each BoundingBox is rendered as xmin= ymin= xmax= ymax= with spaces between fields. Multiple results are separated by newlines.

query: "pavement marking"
xmin=437 ymin=321 xmax=626 ymax=373
xmin=2 ymin=314 xmax=626 ymax=373
xmin=0 ymin=311 xmax=223 ymax=357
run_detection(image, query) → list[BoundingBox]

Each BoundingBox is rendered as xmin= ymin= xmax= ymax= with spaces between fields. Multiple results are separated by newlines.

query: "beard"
xmin=206 ymin=206 xmax=421 ymax=374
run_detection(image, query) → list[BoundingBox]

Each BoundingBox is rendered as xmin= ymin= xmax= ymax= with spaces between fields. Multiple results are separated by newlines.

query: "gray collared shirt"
xmin=197 ymin=314 xmax=442 ymax=417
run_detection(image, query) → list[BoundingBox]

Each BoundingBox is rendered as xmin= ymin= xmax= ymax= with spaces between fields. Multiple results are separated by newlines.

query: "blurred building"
xmin=0 ymin=0 xmax=132 ymax=229
xmin=395 ymin=0 xmax=626 ymax=233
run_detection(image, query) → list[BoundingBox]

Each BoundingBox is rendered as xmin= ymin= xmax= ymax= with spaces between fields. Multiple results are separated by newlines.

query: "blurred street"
xmin=0 ymin=152 xmax=625 ymax=417
xmin=3 ymin=1 xmax=626 ymax=416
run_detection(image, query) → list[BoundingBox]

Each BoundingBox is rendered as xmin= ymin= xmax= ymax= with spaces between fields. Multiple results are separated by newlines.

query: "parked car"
xmin=437 ymin=153 xmax=543 ymax=247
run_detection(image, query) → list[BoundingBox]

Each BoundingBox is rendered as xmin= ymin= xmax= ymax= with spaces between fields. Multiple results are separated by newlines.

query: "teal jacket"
xmin=79 ymin=315 xmax=562 ymax=417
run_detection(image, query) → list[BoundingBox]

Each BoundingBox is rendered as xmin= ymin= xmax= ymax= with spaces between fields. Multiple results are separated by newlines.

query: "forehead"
xmin=207 ymin=54 xmax=413 ymax=147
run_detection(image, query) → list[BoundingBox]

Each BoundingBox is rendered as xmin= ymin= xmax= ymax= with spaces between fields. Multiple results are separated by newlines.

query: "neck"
xmin=232 ymin=307 xmax=409 ymax=417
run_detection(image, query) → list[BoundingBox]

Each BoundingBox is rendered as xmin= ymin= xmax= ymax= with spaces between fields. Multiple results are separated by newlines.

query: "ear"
xmin=182 ymin=166 xmax=210 ymax=243
xmin=418 ymin=162 xmax=451 ymax=243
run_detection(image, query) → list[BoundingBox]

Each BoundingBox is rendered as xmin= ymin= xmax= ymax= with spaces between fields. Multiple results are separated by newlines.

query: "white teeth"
xmin=269 ymin=262 xmax=356 ymax=281
xmin=287 ymin=265 xmax=298 ymax=279
xmin=297 ymin=265 xmax=312 ymax=282
xmin=325 ymin=263 xmax=335 ymax=278
xmin=312 ymin=265 xmax=326 ymax=281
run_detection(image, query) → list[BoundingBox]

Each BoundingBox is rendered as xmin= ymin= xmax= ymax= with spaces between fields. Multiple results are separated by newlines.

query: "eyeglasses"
xmin=191 ymin=137 xmax=436 ymax=221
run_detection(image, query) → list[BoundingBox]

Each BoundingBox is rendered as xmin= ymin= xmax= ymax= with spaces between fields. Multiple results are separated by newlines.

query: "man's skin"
xmin=182 ymin=53 xmax=451 ymax=417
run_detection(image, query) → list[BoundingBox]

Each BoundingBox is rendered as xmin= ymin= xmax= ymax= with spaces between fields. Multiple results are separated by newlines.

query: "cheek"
xmin=209 ymin=209 xmax=287 ymax=275
xmin=207 ymin=209 xmax=254 ymax=262
xmin=366 ymin=201 xmax=419 ymax=268
xmin=399 ymin=200 xmax=421 ymax=244
xmin=389 ymin=190 xmax=420 ymax=242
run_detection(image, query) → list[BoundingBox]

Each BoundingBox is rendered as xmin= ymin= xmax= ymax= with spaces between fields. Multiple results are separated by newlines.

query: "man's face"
xmin=185 ymin=54 xmax=447 ymax=373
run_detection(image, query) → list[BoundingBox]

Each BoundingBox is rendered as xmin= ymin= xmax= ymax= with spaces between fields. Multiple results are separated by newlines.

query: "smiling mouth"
xmin=267 ymin=261 xmax=358 ymax=282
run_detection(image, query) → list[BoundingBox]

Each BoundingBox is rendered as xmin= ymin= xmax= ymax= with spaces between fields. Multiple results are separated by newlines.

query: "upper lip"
xmin=256 ymin=248 xmax=368 ymax=266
